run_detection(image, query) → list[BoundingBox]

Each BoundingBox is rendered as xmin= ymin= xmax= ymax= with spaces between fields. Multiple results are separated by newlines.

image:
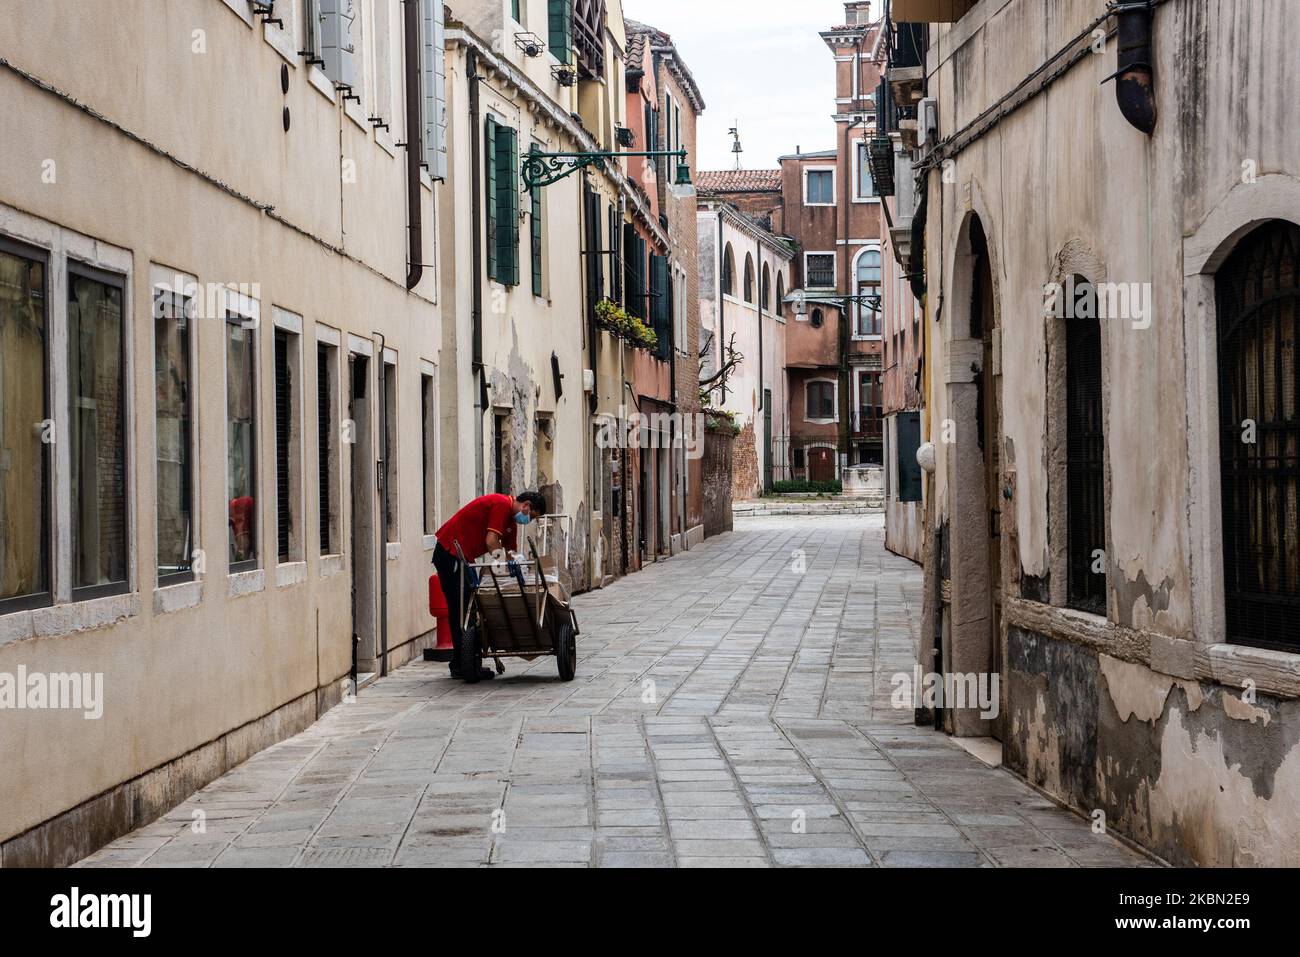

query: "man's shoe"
xmin=448 ymin=663 xmax=462 ymax=680
xmin=476 ymin=667 xmax=496 ymax=681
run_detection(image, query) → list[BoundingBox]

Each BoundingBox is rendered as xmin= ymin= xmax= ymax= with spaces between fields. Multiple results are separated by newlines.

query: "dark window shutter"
xmin=897 ymin=411 xmax=922 ymax=503
xmin=548 ymin=0 xmax=573 ymax=64
xmin=650 ymin=253 xmax=669 ymax=358
xmin=274 ymin=332 xmax=292 ymax=562
xmin=1065 ymin=292 xmax=1107 ymax=614
xmin=485 ymin=115 xmax=499 ymax=281
xmin=531 ymin=182 xmax=543 ymax=296
xmin=317 ymin=345 xmax=331 ymax=555
xmin=493 ymin=123 xmax=520 ymax=286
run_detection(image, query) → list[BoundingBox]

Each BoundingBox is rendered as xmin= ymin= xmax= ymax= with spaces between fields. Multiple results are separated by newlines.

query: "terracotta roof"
xmin=624 ymin=19 xmax=705 ymax=112
xmin=697 ymin=169 xmax=783 ymax=194
xmin=625 ymin=26 xmax=648 ymax=69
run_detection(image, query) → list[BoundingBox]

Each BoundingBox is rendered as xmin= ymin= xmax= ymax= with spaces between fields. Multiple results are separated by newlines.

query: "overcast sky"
xmin=622 ymin=0 xmax=854 ymax=171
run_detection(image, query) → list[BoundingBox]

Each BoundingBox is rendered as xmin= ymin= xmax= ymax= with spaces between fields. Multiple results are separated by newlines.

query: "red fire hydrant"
xmin=426 ymin=574 xmax=455 ymax=662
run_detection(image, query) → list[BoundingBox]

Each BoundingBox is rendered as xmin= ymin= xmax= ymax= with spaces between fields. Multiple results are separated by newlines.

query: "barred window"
xmin=1065 ymin=278 xmax=1106 ymax=613
xmin=1217 ymin=220 xmax=1300 ymax=652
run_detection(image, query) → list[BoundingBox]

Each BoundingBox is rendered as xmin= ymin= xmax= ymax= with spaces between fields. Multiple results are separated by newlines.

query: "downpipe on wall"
xmin=1109 ymin=0 xmax=1157 ymax=134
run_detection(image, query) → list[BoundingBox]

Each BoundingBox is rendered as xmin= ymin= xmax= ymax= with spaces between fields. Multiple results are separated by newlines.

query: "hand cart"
xmin=455 ymin=538 xmax=579 ymax=684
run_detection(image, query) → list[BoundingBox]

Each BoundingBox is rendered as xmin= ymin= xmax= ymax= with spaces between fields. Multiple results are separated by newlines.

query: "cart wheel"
xmin=461 ymin=625 xmax=482 ymax=684
xmin=554 ymin=621 xmax=577 ymax=682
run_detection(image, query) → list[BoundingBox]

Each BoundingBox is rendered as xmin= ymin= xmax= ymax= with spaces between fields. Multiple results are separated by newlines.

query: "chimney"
xmin=844 ymin=1 xmax=872 ymax=25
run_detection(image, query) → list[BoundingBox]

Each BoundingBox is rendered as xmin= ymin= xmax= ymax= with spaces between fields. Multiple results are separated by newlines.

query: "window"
xmin=301 ymin=0 xmax=320 ymax=58
xmin=743 ymin=254 xmax=755 ymax=303
xmin=155 ymin=287 xmax=194 ymax=584
xmin=1216 ymin=220 xmax=1300 ymax=651
xmin=511 ymin=0 xmax=522 ymax=23
xmin=811 ymin=307 xmax=824 ymax=328
xmin=805 ymin=169 xmax=834 ymax=205
xmin=761 ymin=264 xmax=771 ymax=312
xmin=857 ymin=371 xmax=881 ymax=437
xmin=855 ymin=141 xmax=876 ymax=199
xmin=897 ymin=411 xmax=922 ymax=502
xmin=650 ymin=253 xmax=671 ymax=359
xmin=531 ymin=141 xmax=546 ymax=297
xmin=855 ymin=249 xmax=882 ymax=336
xmin=1065 ymin=278 xmax=1106 ymax=614
xmin=776 ymin=274 xmax=785 ymax=318
xmin=624 ymin=224 xmax=647 ymax=318
xmin=68 ymin=264 xmax=128 ymax=598
xmin=492 ymin=411 xmax=510 ymax=494
xmin=721 ymin=243 xmax=736 ymax=297
xmin=486 ymin=116 xmax=520 ymax=286
xmin=548 ymin=0 xmax=573 ymax=64
xmin=421 ymin=369 xmax=437 ymax=535
xmin=421 ymin=0 xmax=449 ymax=181
xmin=382 ymin=357 xmax=398 ymax=543
xmin=317 ymin=341 xmax=339 ymax=555
xmin=806 ymin=380 xmax=836 ymax=421
xmin=273 ymin=327 xmax=303 ymax=564
xmin=0 ymin=240 xmax=50 ymax=613
xmin=226 ymin=316 xmax=258 ymax=571
xmin=806 ymin=253 xmax=835 ymax=289
xmin=674 ymin=268 xmax=687 ymax=353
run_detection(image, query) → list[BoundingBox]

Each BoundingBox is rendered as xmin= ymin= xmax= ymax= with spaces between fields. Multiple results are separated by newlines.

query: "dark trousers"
xmin=433 ymin=544 xmax=478 ymax=673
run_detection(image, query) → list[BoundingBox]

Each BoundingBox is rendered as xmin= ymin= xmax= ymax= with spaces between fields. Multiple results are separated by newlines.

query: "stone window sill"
xmin=0 ymin=593 xmax=141 ymax=647
xmin=228 ymin=569 xmax=266 ymax=599
xmin=154 ymin=581 xmax=203 ymax=616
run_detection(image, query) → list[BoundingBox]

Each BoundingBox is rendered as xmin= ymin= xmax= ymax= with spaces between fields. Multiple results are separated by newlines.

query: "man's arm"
xmin=485 ymin=496 xmax=513 ymax=555
xmin=486 ymin=530 xmax=503 ymax=552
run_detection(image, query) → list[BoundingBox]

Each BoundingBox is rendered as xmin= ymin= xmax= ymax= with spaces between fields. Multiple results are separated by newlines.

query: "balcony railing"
xmin=851 ymin=411 xmax=883 ymax=439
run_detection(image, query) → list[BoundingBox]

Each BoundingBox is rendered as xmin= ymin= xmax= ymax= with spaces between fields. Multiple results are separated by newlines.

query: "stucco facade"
xmin=0 ymin=0 xmax=443 ymax=865
xmin=910 ymin=0 xmax=1300 ymax=865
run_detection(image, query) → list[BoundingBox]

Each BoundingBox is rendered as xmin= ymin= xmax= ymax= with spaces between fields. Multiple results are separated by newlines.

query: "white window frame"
xmin=852 ymin=245 xmax=883 ymax=341
xmin=851 ymin=137 xmax=879 ymax=203
xmin=272 ymin=308 xmax=307 ymax=575
xmin=804 ymin=376 xmax=839 ymax=425
xmin=804 ymin=250 xmax=837 ymax=291
xmin=151 ymin=266 xmax=202 ymax=594
xmin=803 ymin=166 xmax=836 ymax=207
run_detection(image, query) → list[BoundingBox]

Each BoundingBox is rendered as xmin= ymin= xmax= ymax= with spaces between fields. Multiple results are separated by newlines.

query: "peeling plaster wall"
xmin=921 ymin=0 xmax=1300 ymax=862
xmin=1007 ymin=629 xmax=1300 ymax=866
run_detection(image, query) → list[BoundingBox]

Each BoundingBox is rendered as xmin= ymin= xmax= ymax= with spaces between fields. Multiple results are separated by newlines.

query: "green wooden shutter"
xmin=650 ymin=254 xmax=669 ymax=358
xmin=485 ymin=115 xmax=499 ymax=281
xmin=548 ymin=0 xmax=573 ymax=65
xmin=495 ymin=124 xmax=520 ymax=286
xmin=531 ymin=182 xmax=543 ymax=296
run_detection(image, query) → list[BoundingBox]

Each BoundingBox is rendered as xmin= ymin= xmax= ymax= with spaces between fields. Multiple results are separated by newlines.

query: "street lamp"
xmin=522 ymin=146 xmax=694 ymax=192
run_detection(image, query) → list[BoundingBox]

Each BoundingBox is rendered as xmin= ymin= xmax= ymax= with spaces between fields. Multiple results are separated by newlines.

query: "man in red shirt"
xmin=433 ymin=490 xmax=546 ymax=680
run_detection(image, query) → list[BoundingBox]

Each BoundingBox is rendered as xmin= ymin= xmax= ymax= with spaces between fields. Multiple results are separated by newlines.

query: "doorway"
xmin=970 ymin=218 xmax=1005 ymax=741
xmin=348 ymin=352 xmax=377 ymax=678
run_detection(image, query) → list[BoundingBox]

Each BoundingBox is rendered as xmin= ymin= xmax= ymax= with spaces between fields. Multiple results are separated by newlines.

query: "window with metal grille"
xmin=155 ymin=288 xmax=194 ymax=584
xmin=897 ymin=411 xmax=922 ymax=503
xmin=1065 ymin=279 xmax=1106 ymax=613
xmin=274 ymin=330 xmax=293 ymax=563
xmin=317 ymin=342 xmax=336 ymax=555
xmin=1216 ymin=220 xmax=1300 ymax=652
xmin=226 ymin=316 xmax=258 ymax=571
xmin=806 ymin=253 xmax=835 ymax=289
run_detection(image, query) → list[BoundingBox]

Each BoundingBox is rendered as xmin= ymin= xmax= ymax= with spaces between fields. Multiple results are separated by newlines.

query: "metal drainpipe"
xmin=717 ymin=209 xmax=726 ymax=405
xmin=403 ymin=0 xmax=423 ymax=289
xmin=468 ymin=48 xmax=486 ymax=491
xmin=840 ymin=112 xmax=865 ymax=469
xmin=375 ymin=333 xmax=390 ymax=677
xmin=1113 ymin=0 xmax=1157 ymax=134
xmin=756 ymin=235 xmax=764 ymax=491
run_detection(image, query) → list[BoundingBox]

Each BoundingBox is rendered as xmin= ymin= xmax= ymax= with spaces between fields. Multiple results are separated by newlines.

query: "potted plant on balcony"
xmin=596 ymin=298 xmax=658 ymax=352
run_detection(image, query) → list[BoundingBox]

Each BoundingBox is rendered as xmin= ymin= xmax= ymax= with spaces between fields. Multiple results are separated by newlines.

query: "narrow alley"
xmin=77 ymin=516 xmax=1151 ymax=869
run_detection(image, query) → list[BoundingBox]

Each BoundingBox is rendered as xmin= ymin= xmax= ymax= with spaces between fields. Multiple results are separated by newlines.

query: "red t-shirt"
xmin=436 ymin=493 xmax=518 ymax=561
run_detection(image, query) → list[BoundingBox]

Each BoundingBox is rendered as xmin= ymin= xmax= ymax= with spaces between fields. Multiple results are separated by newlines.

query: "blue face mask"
xmin=515 ymin=512 xmax=531 ymax=526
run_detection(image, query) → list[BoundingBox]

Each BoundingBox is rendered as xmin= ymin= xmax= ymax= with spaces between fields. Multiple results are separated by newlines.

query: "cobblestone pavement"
xmin=78 ymin=516 xmax=1153 ymax=868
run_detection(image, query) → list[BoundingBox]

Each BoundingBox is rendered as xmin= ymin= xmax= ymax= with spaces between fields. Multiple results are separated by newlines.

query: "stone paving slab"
xmin=77 ymin=516 xmax=1155 ymax=870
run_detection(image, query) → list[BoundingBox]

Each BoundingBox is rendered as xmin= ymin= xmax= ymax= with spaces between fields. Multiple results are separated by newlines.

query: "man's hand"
xmin=486 ymin=530 xmax=503 ymax=552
